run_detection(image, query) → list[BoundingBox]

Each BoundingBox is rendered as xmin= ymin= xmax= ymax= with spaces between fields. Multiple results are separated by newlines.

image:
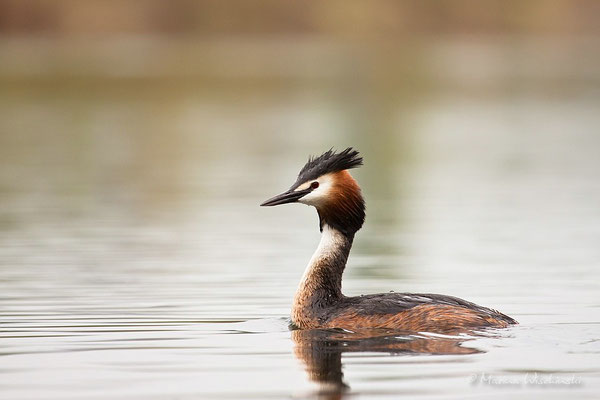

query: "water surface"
xmin=0 ymin=37 xmax=599 ymax=399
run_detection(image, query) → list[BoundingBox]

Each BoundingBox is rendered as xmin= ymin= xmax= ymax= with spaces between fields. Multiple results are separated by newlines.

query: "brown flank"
xmin=325 ymin=304 xmax=513 ymax=334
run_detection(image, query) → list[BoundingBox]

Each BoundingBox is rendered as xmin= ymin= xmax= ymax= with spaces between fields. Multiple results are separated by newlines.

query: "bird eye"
xmin=310 ymin=181 xmax=319 ymax=189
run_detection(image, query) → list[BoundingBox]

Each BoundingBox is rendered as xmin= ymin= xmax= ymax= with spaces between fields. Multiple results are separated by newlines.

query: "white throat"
xmin=297 ymin=224 xmax=346 ymax=289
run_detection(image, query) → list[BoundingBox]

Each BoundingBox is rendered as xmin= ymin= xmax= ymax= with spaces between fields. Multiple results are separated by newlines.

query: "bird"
xmin=260 ymin=148 xmax=517 ymax=333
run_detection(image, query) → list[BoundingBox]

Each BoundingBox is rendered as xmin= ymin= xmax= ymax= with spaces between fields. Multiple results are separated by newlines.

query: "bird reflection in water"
xmin=292 ymin=328 xmax=483 ymax=399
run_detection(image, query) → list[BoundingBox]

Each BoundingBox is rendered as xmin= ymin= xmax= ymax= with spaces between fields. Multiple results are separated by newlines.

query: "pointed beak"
xmin=260 ymin=188 xmax=310 ymax=206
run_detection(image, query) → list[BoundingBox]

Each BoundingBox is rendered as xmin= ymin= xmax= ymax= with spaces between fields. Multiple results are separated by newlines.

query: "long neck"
xmin=292 ymin=225 xmax=354 ymax=328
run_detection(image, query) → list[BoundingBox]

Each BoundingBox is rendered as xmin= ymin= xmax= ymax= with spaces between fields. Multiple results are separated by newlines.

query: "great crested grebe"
xmin=261 ymin=148 xmax=516 ymax=333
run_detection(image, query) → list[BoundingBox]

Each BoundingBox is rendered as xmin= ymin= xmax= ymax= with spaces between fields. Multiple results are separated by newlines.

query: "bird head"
xmin=261 ymin=148 xmax=366 ymax=235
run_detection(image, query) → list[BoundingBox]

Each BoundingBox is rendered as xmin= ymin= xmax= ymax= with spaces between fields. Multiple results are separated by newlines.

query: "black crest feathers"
xmin=293 ymin=147 xmax=363 ymax=187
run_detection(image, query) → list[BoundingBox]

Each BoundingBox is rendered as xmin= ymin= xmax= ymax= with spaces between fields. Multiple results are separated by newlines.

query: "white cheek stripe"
xmin=296 ymin=173 xmax=335 ymax=206
xmin=295 ymin=181 xmax=311 ymax=191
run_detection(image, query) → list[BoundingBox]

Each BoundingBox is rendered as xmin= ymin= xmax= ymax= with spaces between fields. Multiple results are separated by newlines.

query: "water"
xmin=1 ymin=37 xmax=599 ymax=399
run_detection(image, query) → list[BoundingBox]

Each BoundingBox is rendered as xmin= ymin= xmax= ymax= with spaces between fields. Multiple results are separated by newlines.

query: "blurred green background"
xmin=1 ymin=3 xmax=600 ymax=398
xmin=1 ymin=0 xmax=599 ymax=227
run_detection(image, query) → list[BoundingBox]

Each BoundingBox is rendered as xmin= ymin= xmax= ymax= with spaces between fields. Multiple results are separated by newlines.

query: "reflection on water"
xmin=0 ymin=36 xmax=599 ymax=399
xmin=293 ymin=328 xmax=482 ymax=398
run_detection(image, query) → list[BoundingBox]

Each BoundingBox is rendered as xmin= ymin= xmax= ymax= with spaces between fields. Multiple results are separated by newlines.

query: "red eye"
xmin=310 ymin=181 xmax=319 ymax=189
